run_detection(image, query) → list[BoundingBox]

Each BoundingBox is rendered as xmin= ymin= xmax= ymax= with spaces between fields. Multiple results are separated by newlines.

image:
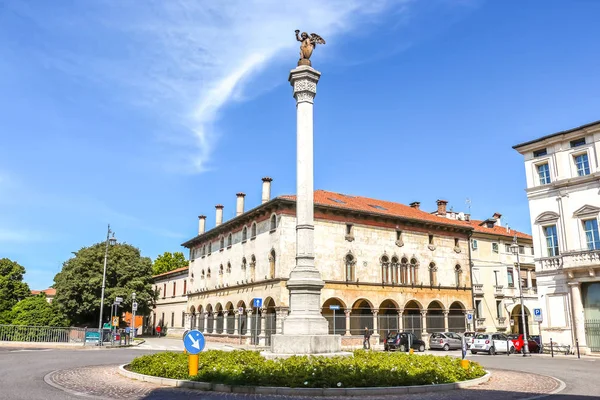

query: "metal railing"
xmin=585 ymin=319 xmax=600 ymax=353
xmin=0 ymin=325 xmax=89 ymax=343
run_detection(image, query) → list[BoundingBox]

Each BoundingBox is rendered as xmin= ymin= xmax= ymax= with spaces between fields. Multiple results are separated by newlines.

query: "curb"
xmin=521 ymin=376 xmax=567 ymax=400
xmin=118 ymin=364 xmax=491 ymax=396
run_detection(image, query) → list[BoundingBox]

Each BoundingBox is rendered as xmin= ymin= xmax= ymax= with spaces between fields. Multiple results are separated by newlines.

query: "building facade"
xmin=149 ymin=266 xmax=189 ymax=338
xmin=514 ymin=120 xmax=600 ymax=353
xmin=182 ymin=179 xmax=475 ymax=346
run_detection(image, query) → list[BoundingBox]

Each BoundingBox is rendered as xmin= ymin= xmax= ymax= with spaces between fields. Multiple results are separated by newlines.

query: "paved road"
xmin=0 ymin=344 xmax=598 ymax=399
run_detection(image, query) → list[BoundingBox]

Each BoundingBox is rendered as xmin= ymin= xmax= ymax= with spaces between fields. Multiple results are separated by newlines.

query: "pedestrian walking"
xmin=363 ymin=327 xmax=371 ymax=350
xmin=156 ymin=325 xmax=161 ymax=338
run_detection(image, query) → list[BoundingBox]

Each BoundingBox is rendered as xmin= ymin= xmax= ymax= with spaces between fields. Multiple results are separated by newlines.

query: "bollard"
xmin=409 ymin=348 xmax=414 ymax=355
xmin=576 ymin=339 xmax=580 ymax=359
xmin=550 ymin=338 xmax=554 ymax=358
xmin=188 ymin=354 xmax=199 ymax=376
xmin=460 ymin=359 xmax=470 ymax=370
xmin=507 ymin=339 xmax=510 ymax=356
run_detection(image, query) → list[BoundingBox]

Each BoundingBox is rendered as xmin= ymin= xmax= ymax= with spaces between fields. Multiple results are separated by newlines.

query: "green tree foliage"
xmin=53 ymin=242 xmax=155 ymax=326
xmin=152 ymin=251 xmax=188 ymax=275
xmin=8 ymin=295 xmax=69 ymax=327
xmin=0 ymin=258 xmax=31 ymax=323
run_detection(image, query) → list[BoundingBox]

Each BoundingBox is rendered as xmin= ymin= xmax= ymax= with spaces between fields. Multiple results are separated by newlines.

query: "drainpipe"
xmin=467 ymin=230 xmax=476 ymax=331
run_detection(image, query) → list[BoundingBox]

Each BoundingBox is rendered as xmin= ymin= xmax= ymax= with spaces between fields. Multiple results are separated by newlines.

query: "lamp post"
xmin=97 ymin=224 xmax=117 ymax=346
xmin=510 ymin=235 xmax=530 ymax=356
xmin=131 ymin=292 xmax=137 ymax=340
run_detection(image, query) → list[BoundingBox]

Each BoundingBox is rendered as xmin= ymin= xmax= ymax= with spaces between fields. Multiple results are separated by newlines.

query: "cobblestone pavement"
xmin=46 ymin=365 xmax=561 ymax=400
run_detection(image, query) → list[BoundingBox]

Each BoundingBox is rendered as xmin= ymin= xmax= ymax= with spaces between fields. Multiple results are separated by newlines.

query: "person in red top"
xmin=156 ymin=325 xmax=161 ymax=337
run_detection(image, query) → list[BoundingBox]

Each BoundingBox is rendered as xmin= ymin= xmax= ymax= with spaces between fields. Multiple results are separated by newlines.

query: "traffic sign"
xmin=329 ymin=305 xmax=341 ymax=310
xmin=253 ymin=298 xmax=263 ymax=308
xmin=466 ymin=313 xmax=473 ymax=321
xmin=132 ymin=302 xmax=138 ymax=312
xmin=533 ymin=308 xmax=543 ymax=323
xmin=115 ymin=297 xmax=123 ymax=303
xmin=184 ymin=330 xmax=205 ymax=355
xmin=112 ymin=316 xmax=119 ymax=327
xmin=238 ymin=307 xmax=244 ymax=314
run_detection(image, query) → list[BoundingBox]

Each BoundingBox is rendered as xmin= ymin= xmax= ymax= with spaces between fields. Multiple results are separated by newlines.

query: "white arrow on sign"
xmin=189 ymin=335 xmax=200 ymax=350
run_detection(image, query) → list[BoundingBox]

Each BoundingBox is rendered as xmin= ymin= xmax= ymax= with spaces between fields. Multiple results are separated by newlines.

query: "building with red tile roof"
xmin=31 ymin=288 xmax=56 ymax=303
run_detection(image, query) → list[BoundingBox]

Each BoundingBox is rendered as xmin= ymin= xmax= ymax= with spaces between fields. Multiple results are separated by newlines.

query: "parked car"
xmin=510 ymin=334 xmax=541 ymax=353
xmin=429 ymin=332 xmax=463 ymax=351
xmin=463 ymin=331 xmax=476 ymax=347
xmin=470 ymin=333 xmax=515 ymax=355
xmin=384 ymin=332 xmax=426 ymax=352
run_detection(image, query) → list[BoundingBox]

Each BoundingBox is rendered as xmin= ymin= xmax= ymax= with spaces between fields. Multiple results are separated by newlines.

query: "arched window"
xmin=219 ymin=264 xmax=224 ymax=275
xmin=201 ymin=269 xmax=205 ymax=279
xmin=455 ymin=264 xmax=463 ymax=286
xmin=207 ymin=268 xmax=211 ymax=278
xmin=345 ymin=253 xmax=356 ymax=281
xmin=381 ymin=255 xmax=390 ymax=283
xmin=391 ymin=256 xmax=399 ymax=283
xmin=241 ymin=257 xmax=247 ymax=270
xmin=250 ymin=255 xmax=256 ymax=281
xmin=269 ymin=249 xmax=276 ymax=279
xmin=208 ymin=243 xmax=212 ymax=256
xmin=410 ymin=258 xmax=419 ymax=284
xmin=242 ymin=226 xmax=248 ymax=242
xmin=270 ymin=215 xmax=277 ymax=231
xmin=226 ymin=262 xmax=231 ymax=274
xmin=429 ymin=262 xmax=437 ymax=286
xmin=220 ymin=237 xmax=224 ymax=250
xmin=251 ymin=223 xmax=257 ymax=239
xmin=202 ymin=245 xmax=206 ymax=256
xmin=400 ymin=257 xmax=408 ymax=284
xmin=227 ymin=233 xmax=232 ymax=247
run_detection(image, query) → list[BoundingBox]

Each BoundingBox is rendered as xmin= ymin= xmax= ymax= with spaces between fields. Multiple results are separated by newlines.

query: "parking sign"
xmin=533 ymin=308 xmax=543 ymax=323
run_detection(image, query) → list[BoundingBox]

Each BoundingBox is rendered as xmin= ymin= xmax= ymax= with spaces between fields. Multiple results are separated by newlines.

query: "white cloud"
xmin=13 ymin=0 xmax=410 ymax=173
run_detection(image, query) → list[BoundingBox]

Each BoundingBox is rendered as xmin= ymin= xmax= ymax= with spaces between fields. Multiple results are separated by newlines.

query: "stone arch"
xmin=380 ymin=254 xmax=390 ymax=283
xmin=391 ymin=255 xmax=400 ymax=283
xmin=344 ymin=251 xmax=356 ymax=281
xmin=428 ymin=262 xmax=437 ymax=286
xmin=214 ymin=303 xmax=224 ymax=334
xmin=534 ymin=211 xmax=560 ymax=225
xmin=400 ymin=257 xmax=409 ymax=284
xmin=379 ymin=299 xmax=400 ymax=337
xmin=205 ymin=304 xmax=214 ymax=333
xmin=454 ymin=264 xmax=463 ymax=286
xmin=189 ymin=305 xmax=196 ymax=314
xmin=402 ymin=300 xmax=423 ymax=338
xmin=410 ymin=257 xmax=419 ymax=284
xmin=427 ymin=300 xmax=445 ymax=333
xmin=322 ymin=297 xmax=347 ymax=335
xmin=511 ymin=304 xmax=531 ymax=335
xmin=351 ymin=298 xmax=373 ymax=335
xmin=225 ymin=302 xmax=235 ymax=334
xmin=448 ymin=301 xmax=466 ymax=332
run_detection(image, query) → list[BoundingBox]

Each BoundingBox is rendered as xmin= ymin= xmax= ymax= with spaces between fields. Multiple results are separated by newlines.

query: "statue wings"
xmin=310 ymin=33 xmax=326 ymax=45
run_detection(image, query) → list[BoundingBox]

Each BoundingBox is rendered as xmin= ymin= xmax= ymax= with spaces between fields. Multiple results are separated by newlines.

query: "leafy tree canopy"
xmin=53 ymin=242 xmax=155 ymax=326
xmin=8 ymin=295 xmax=69 ymax=327
xmin=0 ymin=258 xmax=31 ymax=318
xmin=152 ymin=251 xmax=188 ymax=275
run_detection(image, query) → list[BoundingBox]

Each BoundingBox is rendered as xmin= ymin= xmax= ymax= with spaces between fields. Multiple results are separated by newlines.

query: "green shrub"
xmin=128 ymin=350 xmax=486 ymax=388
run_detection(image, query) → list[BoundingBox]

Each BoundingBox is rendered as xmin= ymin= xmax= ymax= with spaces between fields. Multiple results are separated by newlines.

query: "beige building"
xmin=514 ymin=120 xmax=600 ymax=353
xmin=182 ymin=178 xmax=475 ymax=346
xmin=149 ymin=266 xmax=189 ymax=338
xmin=31 ymin=288 xmax=56 ymax=303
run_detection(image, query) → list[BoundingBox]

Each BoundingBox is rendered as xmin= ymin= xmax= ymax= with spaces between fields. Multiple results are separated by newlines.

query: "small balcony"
xmin=475 ymin=317 xmax=486 ymax=326
xmin=493 ymin=285 xmax=505 ymax=297
xmin=538 ymin=249 xmax=600 ymax=272
xmin=497 ymin=317 xmax=507 ymax=325
xmin=473 ymin=284 xmax=484 ymax=296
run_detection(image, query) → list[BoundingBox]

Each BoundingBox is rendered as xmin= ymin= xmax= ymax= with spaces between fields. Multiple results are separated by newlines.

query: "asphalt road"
xmin=0 ymin=345 xmax=598 ymax=400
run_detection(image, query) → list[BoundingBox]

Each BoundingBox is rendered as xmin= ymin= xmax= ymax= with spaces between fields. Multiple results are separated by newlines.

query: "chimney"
xmin=436 ymin=199 xmax=448 ymax=216
xmin=493 ymin=212 xmax=502 ymax=227
xmin=465 ymin=213 xmax=471 ymax=222
xmin=236 ymin=193 xmax=246 ymax=216
xmin=261 ymin=177 xmax=273 ymax=204
xmin=409 ymin=201 xmax=420 ymax=210
xmin=215 ymin=205 xmax=224 ymax=226
xmin=198 ymin=215 xmax=206 ymax=235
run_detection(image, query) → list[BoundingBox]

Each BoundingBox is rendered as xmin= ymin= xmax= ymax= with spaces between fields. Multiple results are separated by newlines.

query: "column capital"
xmin=442 ymin=310 xmax=449 ymax=316
xmin=568 ymin=281 xmax=581 ymax=287
xmin=372 ymin=310 xmax=379 ymax=316
xmin=420 ymin=310 xmax=428 ymax=317
xmin=344 ymin=308 xmax=352 ymax=316
xmin=397 ymin=309 xmax=404 ymax=315
xmin=223 ymin=311 xmax=229 ymax=317
xmin=289 ymin=66 xmax=321 ymax=104
xmin=246 ymin=309 xmax=253 ymax=316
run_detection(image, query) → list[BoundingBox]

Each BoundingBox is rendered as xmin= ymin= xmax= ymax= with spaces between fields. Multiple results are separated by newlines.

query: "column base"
xmin=268 ymin=334 xmax=342 ymax=355
xmin=282 ymin=315 xmax=329 ymax=335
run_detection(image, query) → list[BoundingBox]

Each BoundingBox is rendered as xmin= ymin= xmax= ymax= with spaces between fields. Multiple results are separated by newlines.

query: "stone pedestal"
xmin=266 ymin=64 xmax=341 ymax=356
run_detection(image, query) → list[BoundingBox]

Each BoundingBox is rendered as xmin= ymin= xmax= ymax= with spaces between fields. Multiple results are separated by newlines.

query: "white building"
xmin=514 ymin=120 xmax=600 ymax=354
xmin=149 ymin=266 xmax=189 ymax=338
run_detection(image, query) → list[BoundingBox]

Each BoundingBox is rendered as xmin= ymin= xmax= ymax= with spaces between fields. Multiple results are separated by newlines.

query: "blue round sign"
xmin=183 ymin=329 xmax=205 ymax=355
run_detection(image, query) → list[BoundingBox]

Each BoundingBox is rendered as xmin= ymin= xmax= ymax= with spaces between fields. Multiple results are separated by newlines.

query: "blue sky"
xmin=1 ymin=0 xmax=599 ymax=290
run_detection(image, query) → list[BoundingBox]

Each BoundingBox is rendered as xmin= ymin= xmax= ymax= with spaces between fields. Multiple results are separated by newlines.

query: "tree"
xmin=8 ymin=295 xmax=69 ymax=327
xmin=53 ymin=242 xmax=156 ymax=326
xmin=0 ymin=258 xmax=31 ymax=323
xmin=152 ymin=251 xmax=188 ymax=275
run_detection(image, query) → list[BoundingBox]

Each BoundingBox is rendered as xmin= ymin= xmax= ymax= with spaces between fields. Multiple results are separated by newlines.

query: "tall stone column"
xmin=526 ymin=270 xmax=533 ymax=289
xmin=234 ymin=310 xmax=240 ymax=336
xmin=372 ymin=310 xmax=380 ymax=344
xmin=259 ymin=309 xmax=267 ymax=345
xmin=203 ymin=312 xmax=208 ymax=334
xmin=344 ymin=309 xmax=352 ymax=336
xmin=281 ymin=65 xmax=328 ymax=336
xmin=245 ymin=310 xmax=253 ymax=345
xmin=222 ymin=311 xmax=229 ymax=335
xmin=421 ymin=311 xmax=428 ymax=333
xmin=568 ymin=282 xmax=588 ymax=350
xmin=212 ymin=313 xmax=218 ymax=334
xmin=397 ymin=309 xmax=404 ymax=332
xmin=443 ymin=310 xmax=449 ymax=331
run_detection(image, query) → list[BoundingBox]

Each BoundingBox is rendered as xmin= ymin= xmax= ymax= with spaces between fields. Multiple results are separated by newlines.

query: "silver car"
xmin=429 ymin=332 xmax=463 ymax=351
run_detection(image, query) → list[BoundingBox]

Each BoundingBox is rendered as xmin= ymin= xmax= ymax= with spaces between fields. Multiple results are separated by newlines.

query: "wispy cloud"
xmin=11 ymin=0 xmax=410 ymax=173
xmin=0 ymin=227 xmax=56 ymax=244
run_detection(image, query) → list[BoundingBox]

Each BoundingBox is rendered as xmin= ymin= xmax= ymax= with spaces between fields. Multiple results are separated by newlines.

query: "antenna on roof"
xmin=465 ymin=198 xmax=471 ymax=215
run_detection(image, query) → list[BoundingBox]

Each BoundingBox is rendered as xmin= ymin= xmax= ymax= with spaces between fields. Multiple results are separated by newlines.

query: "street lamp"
xmin=97 ymin=224 xmax=117 ymax=346
xmin=510 ymin=235 xmax=530 ymax=356
xmin=131 ymin=292 xmax=137 ymax=340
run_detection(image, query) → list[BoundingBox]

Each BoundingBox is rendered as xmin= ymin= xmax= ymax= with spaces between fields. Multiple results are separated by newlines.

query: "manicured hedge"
xmin=128 ymin=350 xmax=485 ymax=388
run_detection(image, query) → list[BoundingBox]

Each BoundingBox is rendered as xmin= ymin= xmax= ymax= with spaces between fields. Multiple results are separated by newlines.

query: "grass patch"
xmin=128 ymin=350 xmax=486 ymax=388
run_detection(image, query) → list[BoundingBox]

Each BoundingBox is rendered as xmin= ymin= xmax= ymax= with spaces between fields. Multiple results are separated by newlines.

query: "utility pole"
xmin=511 ymin=235 xmax=530 ymax=356
xmin=97 ymin=224 xmax=116 ymax=346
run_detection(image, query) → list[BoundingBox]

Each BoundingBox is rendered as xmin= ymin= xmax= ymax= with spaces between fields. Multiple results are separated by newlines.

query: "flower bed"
xmin=127 ymin=350 xmax=485 ymax=389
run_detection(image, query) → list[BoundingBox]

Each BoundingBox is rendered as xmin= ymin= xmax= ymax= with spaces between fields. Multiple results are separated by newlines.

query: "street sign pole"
xmin=183 ymin=330 xmax=205 ymax=376
xmin=333 ymin=308 xmax=336 ymax=335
